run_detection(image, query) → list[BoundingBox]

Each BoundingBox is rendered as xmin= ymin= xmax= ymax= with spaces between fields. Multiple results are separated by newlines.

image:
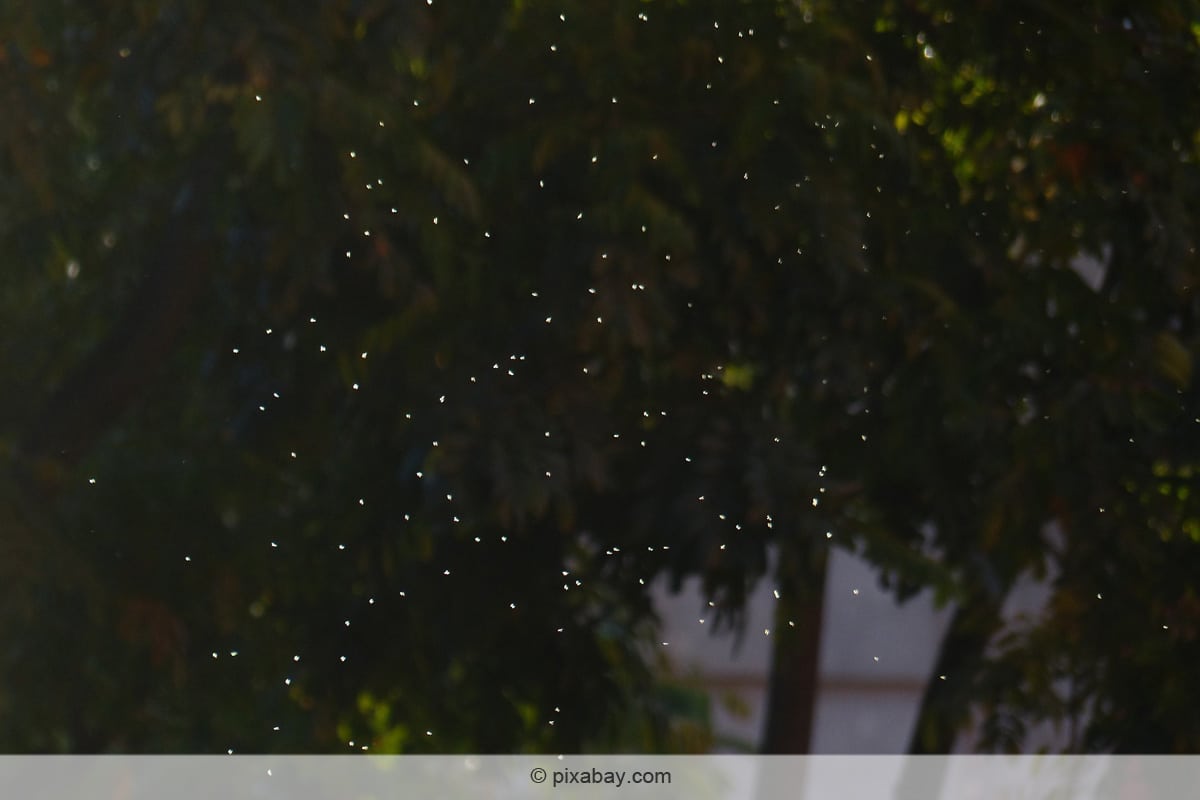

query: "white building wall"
xmin=654 ymin=544 xmax=1067 ymax=752
xmin=653 ymin=548 xmax=953 ymax=752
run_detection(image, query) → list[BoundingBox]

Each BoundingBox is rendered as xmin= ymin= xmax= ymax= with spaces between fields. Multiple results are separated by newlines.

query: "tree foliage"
xmin=1 ymin=0 xmax=1199 ymax=752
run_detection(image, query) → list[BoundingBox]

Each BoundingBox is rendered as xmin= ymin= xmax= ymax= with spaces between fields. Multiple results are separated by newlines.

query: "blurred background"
xmin=2 ymin=0 xmax=1199 ymax=753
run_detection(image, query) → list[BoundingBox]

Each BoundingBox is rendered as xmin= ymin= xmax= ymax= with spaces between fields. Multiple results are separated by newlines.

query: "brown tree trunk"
xmin=906 ymin=594 xmax=1003 ymax=753
xmin=893 ymin=593 xmax=1005 ymax=799
xmin=760 ymin=541 xmax=828 ymax=753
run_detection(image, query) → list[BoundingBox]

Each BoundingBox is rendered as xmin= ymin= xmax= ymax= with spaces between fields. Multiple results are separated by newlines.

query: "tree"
xmin=1 ymin=0 xmax=1198 ymax=754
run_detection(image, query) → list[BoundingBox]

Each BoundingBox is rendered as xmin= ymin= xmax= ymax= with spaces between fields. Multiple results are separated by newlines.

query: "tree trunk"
xmin=760 ymin=541 xmax=828 ymax=753
xmin=893 ymin=593 xmax=1005 ymax=799
xmin=905 ymin=594 xmax=1004 ymax=753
